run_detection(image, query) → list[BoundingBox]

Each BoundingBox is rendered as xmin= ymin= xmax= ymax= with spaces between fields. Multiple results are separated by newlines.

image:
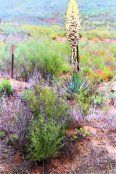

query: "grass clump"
xmin=0 ymin=79 xmax=13 ymax=95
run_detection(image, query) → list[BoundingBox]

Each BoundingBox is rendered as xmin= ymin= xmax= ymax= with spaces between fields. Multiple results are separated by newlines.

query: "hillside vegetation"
xmin=0 ymin=23 xmax=116 ymax=81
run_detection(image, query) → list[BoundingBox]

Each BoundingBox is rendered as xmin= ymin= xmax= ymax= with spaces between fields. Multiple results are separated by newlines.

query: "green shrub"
xmin=22 ymin=85 xmax=70 ymax=161
xmin=22 ymin=85 xmax=70 ymax=121
xmin=0 ymin=79 xmax=13 ymax=95
xmin=71 ymin=128 xmax=91 ymax=142
xmin=92 ymin=94 xmax=106 ymax=107
xmin=22 ymin=89 xmax=38 ymax=116
xmin=76 ymin=90 xmax=92 ymax=116
xmin=27 ymin=115 xmax=66 ymax=161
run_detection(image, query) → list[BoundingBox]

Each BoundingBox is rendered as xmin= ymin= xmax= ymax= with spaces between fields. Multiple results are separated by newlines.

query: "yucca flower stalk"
xmin=66 ymin=0 xmax=81 ymax=72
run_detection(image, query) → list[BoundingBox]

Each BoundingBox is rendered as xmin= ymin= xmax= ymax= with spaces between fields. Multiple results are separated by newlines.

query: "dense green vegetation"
xmin=0 ymin=38 xmax=71 ymax=80
xmin=0 ymin=24 xmax=116 ymax=81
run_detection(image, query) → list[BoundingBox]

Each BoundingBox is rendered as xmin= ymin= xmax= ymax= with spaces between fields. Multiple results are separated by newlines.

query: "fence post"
xmin=11 ymin=44 xmax=14 ymax=79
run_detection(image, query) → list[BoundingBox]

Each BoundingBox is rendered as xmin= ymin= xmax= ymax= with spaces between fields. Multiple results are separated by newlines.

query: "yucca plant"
xmin=66 ymin=0 xmax=81 ymax=72
xmin=62 ymin=74 xmax=94 ymax=95
xmin=60 ymin=74 xmax=96 ymax=116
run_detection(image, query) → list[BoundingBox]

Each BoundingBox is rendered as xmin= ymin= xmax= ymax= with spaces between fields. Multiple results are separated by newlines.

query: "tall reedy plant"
xmin=66 ymin=0 xmax=81 ymax=72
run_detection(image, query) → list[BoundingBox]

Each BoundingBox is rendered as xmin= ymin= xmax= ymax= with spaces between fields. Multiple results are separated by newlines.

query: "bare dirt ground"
xmin=0 ymin=80 xmax=116 ymax=174
xmin=48 ymin=103 xmax=116 ymax=174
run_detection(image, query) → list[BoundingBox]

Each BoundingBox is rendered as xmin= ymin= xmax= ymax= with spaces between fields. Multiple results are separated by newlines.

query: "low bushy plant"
xmin=22 ymin=84 xmax=70 ymax=161
xmin=22 ymin=85 xmax=70 ymax=122
xmin=76 ymin=90 xmax=92 ymax=116
xmin=92 ymin=93 xmax=107 ymax=107
xmin=27 ymin=115 xmax=66 ymax=161
xmin=0 ymin=85 xmax=70 ymax=162
xmin=0 ymin=96 xmax=33 ymax=152
xmin=0 ymin=79 xmax=13 ymax=95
